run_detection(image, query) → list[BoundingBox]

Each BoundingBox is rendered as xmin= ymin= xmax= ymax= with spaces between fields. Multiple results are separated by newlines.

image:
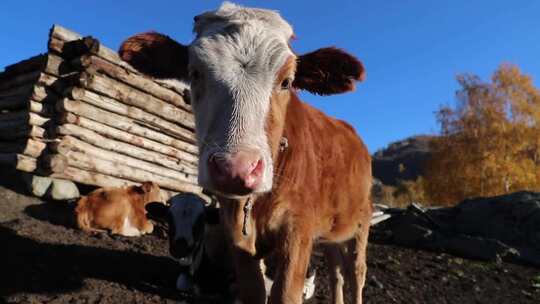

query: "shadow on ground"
xmin=0 ymin=225 xmax=181 ymax=300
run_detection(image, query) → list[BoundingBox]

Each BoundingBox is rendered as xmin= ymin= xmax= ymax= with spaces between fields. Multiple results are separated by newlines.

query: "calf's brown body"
xmin=75 ymin=182 xmax=162 ymax=237
xmin=118 ymin=3 xmax=372 ymax=302
xmin=221 ymin=93 xmax=372 ymax=304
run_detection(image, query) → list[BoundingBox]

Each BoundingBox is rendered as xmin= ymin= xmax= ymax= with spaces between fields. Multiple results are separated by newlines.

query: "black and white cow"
xmin=147 ymin=193 xmax=315 ymax=299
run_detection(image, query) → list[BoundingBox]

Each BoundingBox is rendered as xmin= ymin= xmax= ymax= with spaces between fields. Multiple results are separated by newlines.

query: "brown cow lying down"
xmin=75 ymin=182 xmax=163 ymax=237
xmin=119 ymin=2 xmax=372 ymax=304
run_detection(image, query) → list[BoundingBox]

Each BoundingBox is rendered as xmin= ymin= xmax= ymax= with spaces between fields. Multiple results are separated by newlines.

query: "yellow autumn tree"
xmin=424 ymin=64 xmax=540 ymax=205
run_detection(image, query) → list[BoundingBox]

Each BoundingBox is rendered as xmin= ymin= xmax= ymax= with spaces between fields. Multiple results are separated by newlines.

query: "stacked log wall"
xmin=0 ymin=25 xmax=202 ymax=200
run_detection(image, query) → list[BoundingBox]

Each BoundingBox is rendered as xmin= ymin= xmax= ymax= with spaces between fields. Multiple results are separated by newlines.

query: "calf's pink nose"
xmin=208 ymin=151 xmax=264 ymax=195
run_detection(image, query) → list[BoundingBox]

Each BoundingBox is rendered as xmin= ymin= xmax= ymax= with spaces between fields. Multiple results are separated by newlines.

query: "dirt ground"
xmin=0 ymin=170 xmax=539 ymax=303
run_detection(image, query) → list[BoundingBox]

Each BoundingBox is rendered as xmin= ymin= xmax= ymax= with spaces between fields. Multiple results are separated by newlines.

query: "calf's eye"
xmin=280 ymin=78 xmax=292 ymax=90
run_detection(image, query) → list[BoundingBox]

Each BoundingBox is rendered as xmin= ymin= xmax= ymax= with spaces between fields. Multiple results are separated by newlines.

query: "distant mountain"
xmin=372 ymin=135 xmax=434 ymax=186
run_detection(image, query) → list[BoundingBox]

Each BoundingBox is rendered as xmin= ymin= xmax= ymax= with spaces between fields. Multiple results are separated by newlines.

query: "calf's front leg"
xmin=232 ymin=248 xmax=267 ymax=304
xmin=269 ymin=226 xmax=313 ymax=304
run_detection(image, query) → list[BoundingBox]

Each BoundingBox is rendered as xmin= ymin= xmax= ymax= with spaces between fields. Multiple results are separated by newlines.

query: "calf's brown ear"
xmin=119 ymin=32 xmax=189 ymax=80
xmin=293 ymin=47 xmax=366 ymax=95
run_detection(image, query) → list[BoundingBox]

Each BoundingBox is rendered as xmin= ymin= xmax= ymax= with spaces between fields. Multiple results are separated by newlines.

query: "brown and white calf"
xmin=75 ymin=182 xmax=163 ymax=237
xmin=119 ymin=2 xmax=372 ymax=303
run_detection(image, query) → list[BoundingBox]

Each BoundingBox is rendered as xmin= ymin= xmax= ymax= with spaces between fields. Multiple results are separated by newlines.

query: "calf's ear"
xmin=140 ymin=181 xmax=154 ymax=193
xmin=119 ymin=32 xmax=189 ymax=80
xmin=293 ymin=47 xmax=366 ymax=95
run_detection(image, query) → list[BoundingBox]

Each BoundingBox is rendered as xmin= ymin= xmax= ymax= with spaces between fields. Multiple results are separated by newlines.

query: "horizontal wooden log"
xmin=1 ymin=55 xmax=46 ymax=80
xmin=0 ymin=153 xmax=37 ymax=172
xmin=0 ymin=84 xmax=34 ymax=99
xmin=29 ymin=100 xmax=55 ymax=117
xmin=50 ymin=166 xmax=177 ymax=201
xmin=1 ymin=54 xmax=69 ymax=82
xmin=0 ymin=112 xmax=51 ymax=127
xmin=49 ymin=24 xmax=82 ymax=42
xmin=61 ymin=112 xmax=198 ymax=165
xmin=72 ymin=72 xmax=195 ymax=129
xmin=52 ymin=135 xmax=197 ymax=183
xmin=0 ymin=125 xmax=47 ymax=140
xmin=56 ymin=98 xmax=197 ymax=155
xmin=65 ymin=86 xmax=195 ymax=142
xmin=0 ymin=71 xmax=40 ymax=91
xmin=47 ymin=151 xmax=202 ymax=193
xmin=154 ymin=78 xmax=191 ymax=98
xmin=59 ymin=92 xmax=196 ymax=143
xmin=0 ymin=84 xmax=58 ymax=109
xmin=0 ymin=72 xmax=58 ymax=92
xmin=0 ymin=139 xmax=47 ymax=158
xmin=72 ymin=55 xmax=191 ymax=112
xmin=56 ymin=123 xmax=197 ymax=176
xmin=48 ymin=25 xmax=184 ymax=96
xmin=1 ymin=97 xmax=57 ymax=116
xmin=48 ymin=28 xmax=137 ymax=74
xmin=44 ymin=54 xmax=76 ymax=77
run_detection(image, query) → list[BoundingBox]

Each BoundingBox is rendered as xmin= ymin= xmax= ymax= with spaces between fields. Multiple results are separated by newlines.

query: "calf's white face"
xmin=119 ymin=2 xmax=366 ymax=197
xmin=188 ymin=2 xmax=295 ymax=196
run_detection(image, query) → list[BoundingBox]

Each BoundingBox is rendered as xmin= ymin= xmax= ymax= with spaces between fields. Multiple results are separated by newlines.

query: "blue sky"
xmin=1 ymin=1 xmax=539 ymax=152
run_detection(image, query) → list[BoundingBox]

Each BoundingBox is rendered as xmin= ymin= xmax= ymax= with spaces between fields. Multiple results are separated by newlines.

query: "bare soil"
xmin=0 ymin=170 xmax=538 ymax=303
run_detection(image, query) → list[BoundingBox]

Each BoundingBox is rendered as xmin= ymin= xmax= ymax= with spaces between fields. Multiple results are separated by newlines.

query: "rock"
xmin=32 ymin=176 xmax=53 ymax=197
xmin=50 ymin=179 xmax=80 ymax=201
xmin=371 ymin=191 xmax=540 ymax=267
